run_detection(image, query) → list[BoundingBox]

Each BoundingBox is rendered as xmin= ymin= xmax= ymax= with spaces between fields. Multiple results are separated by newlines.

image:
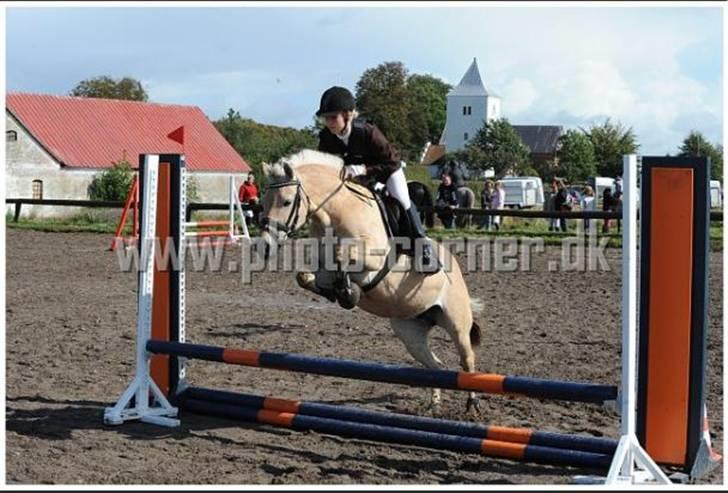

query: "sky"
xmin=4 ymin=3 xmax=724 ymax=156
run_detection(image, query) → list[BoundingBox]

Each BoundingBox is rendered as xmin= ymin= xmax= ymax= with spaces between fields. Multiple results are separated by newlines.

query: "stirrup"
xmin=414 ymin=241 xmax=439 ymax=275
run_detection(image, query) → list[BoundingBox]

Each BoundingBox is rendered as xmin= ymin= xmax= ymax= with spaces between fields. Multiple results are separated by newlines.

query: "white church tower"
xmin=439 ymin=58 xmax=501 ymax=152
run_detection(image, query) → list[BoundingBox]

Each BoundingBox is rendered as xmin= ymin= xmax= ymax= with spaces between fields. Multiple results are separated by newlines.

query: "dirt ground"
xmin=5 ymin=229 xmax=723 ymax=485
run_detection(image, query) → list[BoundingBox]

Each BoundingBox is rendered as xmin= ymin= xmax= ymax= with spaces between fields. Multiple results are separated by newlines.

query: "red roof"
xmin=6 ymin=92 xmax=250 ymax=172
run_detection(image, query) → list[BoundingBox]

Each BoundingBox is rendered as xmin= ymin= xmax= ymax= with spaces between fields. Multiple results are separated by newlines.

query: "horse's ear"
xmin=283 ymin=161 xmax=295 ymax=180
xmin=262 ymin=162 xmax=272 ymax=177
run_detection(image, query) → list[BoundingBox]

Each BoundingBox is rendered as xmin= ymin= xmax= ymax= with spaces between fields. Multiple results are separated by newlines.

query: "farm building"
xmin=5 ymin=92 xmax=251 ymax=218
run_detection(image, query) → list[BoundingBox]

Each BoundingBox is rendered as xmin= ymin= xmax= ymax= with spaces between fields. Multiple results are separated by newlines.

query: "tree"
xmin=557 ymin=129 xmax=597 ymax=183
xmin=88 ymin=156 xmax=134 ymax=201
xmin=678 ymin=130 xmax=723 ymax=180
xmin=214 ymin=109 xmax=318 ymax=186
xmin=406 ymin=74 xmax=451 ymax=147
xmin=354 ymin=62 xmax=451 ymax=162
xmin=355 ymin=61 xmax=413 ymax=158
xmin=461 ymin=118 xmax=531 ymax=178
xmin=71 ymin=76 xmax=148 ymax=101
xmin=585 ymin=119 xmax=639 ymax=177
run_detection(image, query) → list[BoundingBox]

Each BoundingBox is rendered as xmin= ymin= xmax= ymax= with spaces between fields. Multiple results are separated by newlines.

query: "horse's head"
xmin=259 ymin=149 xmax=345 ymax=250
xmin=260 ymin=159 xmax=306 ymax=247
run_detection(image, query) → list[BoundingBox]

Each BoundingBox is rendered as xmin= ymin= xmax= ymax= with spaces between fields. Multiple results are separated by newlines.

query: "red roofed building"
xmin=6 ymin=92 xmax=251 ymax=217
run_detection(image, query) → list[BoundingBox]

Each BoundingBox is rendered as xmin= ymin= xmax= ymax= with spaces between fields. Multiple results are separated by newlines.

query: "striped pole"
xmin=185 ymin=230 xmax=233 ymax=238
xmin=185 ymin=220 xmax=232 ymax=228
xmin=147 ymin=341 xmax=618 ymax=405
xmin=181 ymin=397 xmax=612 ymax=470
xmin=183 ymin=386 xmax=618 ymax=455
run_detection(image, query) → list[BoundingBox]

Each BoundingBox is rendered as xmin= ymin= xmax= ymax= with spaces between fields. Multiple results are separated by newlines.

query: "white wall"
xmin=444 ymin=95 xmax=487 ymax=152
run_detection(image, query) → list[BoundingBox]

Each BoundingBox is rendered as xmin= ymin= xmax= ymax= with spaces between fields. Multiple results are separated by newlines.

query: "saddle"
xmin=344 ymin=180 xmax=414 ymax=253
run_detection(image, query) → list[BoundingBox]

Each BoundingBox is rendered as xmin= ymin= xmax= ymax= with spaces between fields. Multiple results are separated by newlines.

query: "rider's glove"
xmin=343 ymin=165 xmax=367 ymax=179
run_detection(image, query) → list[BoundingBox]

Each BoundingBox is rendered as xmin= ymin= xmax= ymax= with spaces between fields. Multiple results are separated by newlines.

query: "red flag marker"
xmin=167 ymin=126 xmax=184 ymax=145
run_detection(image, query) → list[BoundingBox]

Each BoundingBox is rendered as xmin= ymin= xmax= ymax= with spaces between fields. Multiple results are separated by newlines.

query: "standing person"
xmin=238 ymin=173 xmax=259 ymax=205
xmin=315 ymin=86 xmax=436 ymax=271
xmin=239 ymin=174 xmax=260 ymax=225
xmin=553 ymin=179 xmax=570 ymax=232
xmin=580 ymin=186 xmax=596 ymax=233
xmin=435 ymin=174 xmax=459 ymax=229
xmin=546 ymin=181 xmax=559 ymax=232
xmin=479 ymin=179 xmax=494 ymax=230
xmin=491 ymin=181 xmax=506 ymax=231
xmin=602 ymin=188 xmax=614 ymax=233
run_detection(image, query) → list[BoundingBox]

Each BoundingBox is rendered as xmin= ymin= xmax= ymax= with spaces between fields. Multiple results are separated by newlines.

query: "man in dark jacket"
xmin=436 ymin=174 xmax=459 ymax=229
xmin=316 ymin=86 xmax=436 ymax=272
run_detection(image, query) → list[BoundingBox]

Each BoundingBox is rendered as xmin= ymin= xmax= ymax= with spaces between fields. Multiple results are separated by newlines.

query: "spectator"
xmin=239 ymin=174 xmax=260 ymax=225
xmin=479 ymin=180 xmax=495 ymax=230
xmin=491 ymin=181 xmax=506 ymax=231
xmin=602 ymin=188 xmax=615 ymax=233
xmin=580 ymin=186 xmax=596 ymax=233
xmin=553 ymin=179 xmax=570 ymax=232
xmin=546 ymin=181 xmax=558 ymax=232
xmin=440 ymin=159 xmax=466 ymax=189
xmin=435 ymin=174 xmax=459 ymax=229
xmin=239 ymin=174 xmax=259 ymax=204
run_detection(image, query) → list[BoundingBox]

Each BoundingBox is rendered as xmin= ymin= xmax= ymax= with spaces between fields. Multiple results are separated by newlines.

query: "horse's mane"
xmin=265 ymin=149 xmax=344 ymax=183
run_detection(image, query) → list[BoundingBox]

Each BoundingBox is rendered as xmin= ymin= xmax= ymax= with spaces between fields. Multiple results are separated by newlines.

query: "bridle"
xmin=261 ymin=171 xmax=346 ymax=239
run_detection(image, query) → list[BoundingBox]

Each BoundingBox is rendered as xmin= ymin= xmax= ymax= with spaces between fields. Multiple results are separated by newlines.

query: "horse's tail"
xmin=470 ymin=297 xmax=483 ymax=347
xmin=470 ymin=321 xmax=482 ymax=347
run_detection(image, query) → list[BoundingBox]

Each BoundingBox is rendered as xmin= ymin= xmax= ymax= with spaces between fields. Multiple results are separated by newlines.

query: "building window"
xmin=6 ymin=130 xmax=17 ymax=142
xmin=462 ymin=106 xmax=467 ymax=115
xmin=467 ymin=106 xmax=472 ymax=115
xmin=464 ymin=132 xmax=469 ymax=141
xmin=32 ymin=180 xmax=43 ymax=200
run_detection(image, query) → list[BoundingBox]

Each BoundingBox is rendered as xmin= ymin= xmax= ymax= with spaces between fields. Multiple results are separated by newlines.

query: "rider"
xmin=316 ymin=85 xmax=436 ymax=271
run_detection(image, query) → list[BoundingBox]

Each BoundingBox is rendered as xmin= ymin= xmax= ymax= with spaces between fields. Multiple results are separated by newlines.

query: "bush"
xmin=89 ymin=159 xmax=134 ymax=201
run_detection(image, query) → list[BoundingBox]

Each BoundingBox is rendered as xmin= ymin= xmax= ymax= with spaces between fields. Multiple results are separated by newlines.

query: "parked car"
xmin=500 ymin=176 xmax=545 ymax=209
xmin=710 ymin=180 xmax=722 ymax=209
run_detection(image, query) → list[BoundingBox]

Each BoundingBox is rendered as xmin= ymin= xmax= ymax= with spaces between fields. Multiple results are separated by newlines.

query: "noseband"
xmin=261 ymin=173 xmax=347 ymax=239
xmin=260 ymin=179 xmax=305 ymax=237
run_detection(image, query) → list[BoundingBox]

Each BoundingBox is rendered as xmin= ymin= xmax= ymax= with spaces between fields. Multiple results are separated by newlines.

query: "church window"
xmin=464 ymin=132 xmax=469 ymax=141
xmin=6 ymin=130 xmax=17 ymax=142
xmin=463 ymin=106 xmax=467 ymax=115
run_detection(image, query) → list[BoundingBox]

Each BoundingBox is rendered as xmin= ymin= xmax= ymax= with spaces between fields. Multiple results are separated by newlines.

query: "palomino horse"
xmin=260 ymin=149 xmax=482 ymax=413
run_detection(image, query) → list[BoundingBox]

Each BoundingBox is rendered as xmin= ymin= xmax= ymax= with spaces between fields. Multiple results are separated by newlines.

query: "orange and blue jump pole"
xmin=180 ymin=389 xmax=613 ymax=470
xmin=183 ymin=386 xmax=618 ymax=456
xmin=147 ymin=340 xmax=618 ymax=405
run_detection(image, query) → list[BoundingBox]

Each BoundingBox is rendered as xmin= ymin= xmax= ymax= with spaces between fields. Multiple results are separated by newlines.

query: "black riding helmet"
xmin=316 ymin=86 xmax=355 ymax=117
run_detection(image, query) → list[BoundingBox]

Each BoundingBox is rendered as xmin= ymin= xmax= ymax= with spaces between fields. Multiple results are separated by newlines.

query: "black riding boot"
xmin=406 ymin=204 xmax=438 ymax=274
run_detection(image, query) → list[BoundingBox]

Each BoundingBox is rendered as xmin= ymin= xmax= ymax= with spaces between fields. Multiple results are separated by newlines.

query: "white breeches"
xmin=385 ymin=168 xmax=411 ymax=210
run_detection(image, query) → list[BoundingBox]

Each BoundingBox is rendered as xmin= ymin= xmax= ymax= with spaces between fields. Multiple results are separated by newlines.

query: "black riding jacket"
xmin=318 ymin=120 xmax=401 ymax=182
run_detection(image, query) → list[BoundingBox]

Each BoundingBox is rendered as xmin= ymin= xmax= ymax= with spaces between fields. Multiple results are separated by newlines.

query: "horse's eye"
xmin=283 ymin=200 xmax=292 ymax=207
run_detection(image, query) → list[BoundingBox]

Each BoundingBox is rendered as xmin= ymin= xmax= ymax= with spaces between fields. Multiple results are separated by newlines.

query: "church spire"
xmin=450 ymin=57 xmax=488 ymax=96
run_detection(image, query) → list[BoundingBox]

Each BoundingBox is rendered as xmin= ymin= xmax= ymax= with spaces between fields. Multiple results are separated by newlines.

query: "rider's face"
xmin=323 ymin=112 xmax=347 ymax=135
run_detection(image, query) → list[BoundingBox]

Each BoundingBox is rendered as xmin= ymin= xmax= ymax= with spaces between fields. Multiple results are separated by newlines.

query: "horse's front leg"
xmin=296 ymin=271 xmax=337 ymax=302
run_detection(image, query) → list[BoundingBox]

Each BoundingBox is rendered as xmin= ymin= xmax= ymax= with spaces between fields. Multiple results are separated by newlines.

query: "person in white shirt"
xmin=580 ymin=186 xmax=596 ymax=233
xmin=491 ymin=181 xmax=506 ymax=231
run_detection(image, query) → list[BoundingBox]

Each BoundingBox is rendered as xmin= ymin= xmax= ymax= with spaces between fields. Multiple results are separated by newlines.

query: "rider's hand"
xmin=343 ymin=165 xmax=367 ymax=180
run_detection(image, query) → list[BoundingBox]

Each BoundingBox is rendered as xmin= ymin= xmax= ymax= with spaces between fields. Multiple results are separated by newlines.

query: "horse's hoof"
xmin=296 ymin=272 xmax=315 ymax=289
xmin=466 ymin=396 xmax=482 ymax=416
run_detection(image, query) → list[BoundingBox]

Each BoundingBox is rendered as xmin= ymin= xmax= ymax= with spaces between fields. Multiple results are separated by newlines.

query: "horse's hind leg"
xmin=390 ymin=318 xmax=444 ymax=413
xmin=435 ymin=303 xmax=482 ymax=414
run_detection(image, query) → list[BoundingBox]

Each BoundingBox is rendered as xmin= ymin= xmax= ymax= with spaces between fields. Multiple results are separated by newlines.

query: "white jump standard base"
xmin=104 ymin=154 xmax=180 ymax=427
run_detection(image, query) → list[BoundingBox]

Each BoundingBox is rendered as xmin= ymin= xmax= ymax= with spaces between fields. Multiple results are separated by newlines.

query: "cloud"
xmin=500 ymin=78 xmax=538 ymax=115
